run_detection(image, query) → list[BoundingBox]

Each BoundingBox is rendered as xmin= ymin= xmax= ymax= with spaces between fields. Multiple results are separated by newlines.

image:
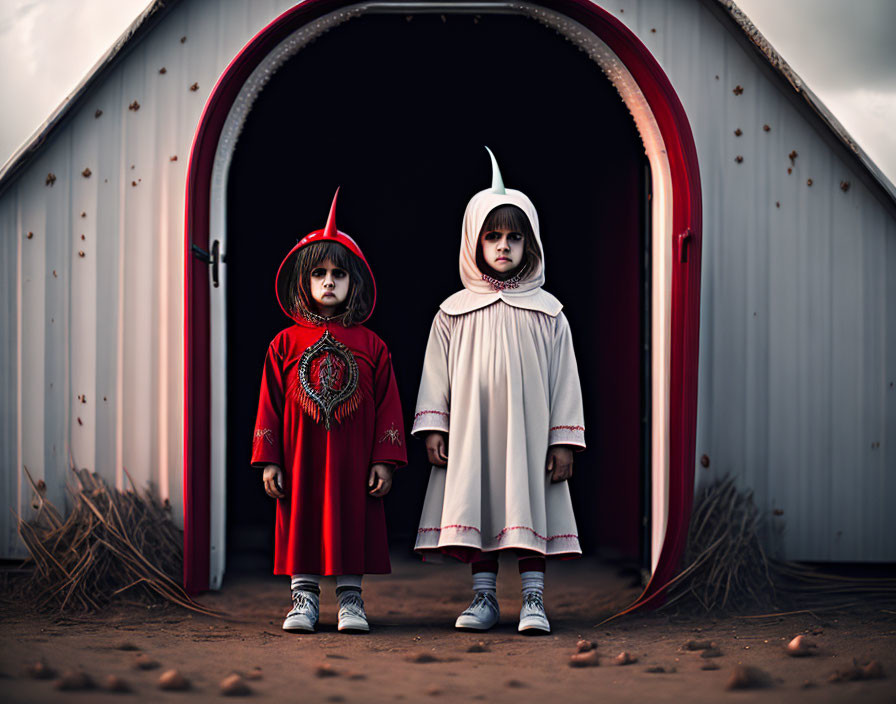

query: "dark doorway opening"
xmin=225 ymin=11 xmax=647 ymax=575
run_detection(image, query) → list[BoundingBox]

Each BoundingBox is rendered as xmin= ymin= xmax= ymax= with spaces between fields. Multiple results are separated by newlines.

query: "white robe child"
xmin=413 ymin=186 xmax=586 ymax=558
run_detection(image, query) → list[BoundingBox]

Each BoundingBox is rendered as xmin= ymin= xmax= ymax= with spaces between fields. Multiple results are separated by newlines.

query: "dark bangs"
xmin=477 ymin=204 xmax=542 ymax=280
xmin=288 ymin=240 xmax=374 ymax=326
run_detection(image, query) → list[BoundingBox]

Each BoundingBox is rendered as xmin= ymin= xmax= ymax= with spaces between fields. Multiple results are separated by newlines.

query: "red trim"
xmin=184 ymin=0 xmax=701 ymax=604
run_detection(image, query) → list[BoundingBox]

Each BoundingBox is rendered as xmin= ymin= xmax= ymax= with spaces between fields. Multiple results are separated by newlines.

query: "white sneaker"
xmin=518 ymin=592 xmax=550 ymax=634
xmin=337 ymin=592 xmax=370 ymax=633
xmin=282 ymin=589 xmax=319 ymax=632
xmin=455 ymin=591 xmax=500 ymax=631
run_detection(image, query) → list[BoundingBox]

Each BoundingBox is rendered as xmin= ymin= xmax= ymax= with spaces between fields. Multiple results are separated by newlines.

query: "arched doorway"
xmin=185 ymin=0 xmax=702 ymax=614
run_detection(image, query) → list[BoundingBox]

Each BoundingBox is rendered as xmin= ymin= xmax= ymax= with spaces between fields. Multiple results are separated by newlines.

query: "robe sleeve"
xmin=548 ymin=312 xmax=586 ymax=450
xmin=250 ymin=340 xmax=285 ymax=468
xmin=370 ymin=340 xmax=408 ymax=467
xmin=411 ymin=311 xmax=451 ymax=438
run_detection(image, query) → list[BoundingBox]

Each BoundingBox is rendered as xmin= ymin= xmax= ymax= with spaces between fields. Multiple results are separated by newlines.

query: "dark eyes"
xmin=484 ymin=231 xmax=523 ymax=241
xmin=311 ymin=268 xmax=347 ymax=278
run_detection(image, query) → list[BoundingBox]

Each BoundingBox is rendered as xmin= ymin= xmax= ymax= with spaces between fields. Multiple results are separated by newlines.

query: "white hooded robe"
xmin=413 ymin=187 xmax=586 ymax=557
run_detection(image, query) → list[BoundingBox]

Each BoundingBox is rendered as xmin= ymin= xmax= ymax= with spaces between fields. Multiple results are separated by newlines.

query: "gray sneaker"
xmin=337 ymin=592 xmax=370 ymax=633
xmin=455 ymin=591 xmax=500 ymax=631
xmin=518 ymin=592 xmax=550 ymax=634
xmin=282 ymin=589 xmax=319 ymax=632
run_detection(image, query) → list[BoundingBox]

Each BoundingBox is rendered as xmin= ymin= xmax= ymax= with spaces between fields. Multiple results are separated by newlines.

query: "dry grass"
xmin=15 ymin=465 xmax=220 ymax=617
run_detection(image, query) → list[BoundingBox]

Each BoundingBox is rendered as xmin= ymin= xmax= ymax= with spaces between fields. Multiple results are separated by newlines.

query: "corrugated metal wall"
xmin=0 ymin=0 xmax=893 ymax=561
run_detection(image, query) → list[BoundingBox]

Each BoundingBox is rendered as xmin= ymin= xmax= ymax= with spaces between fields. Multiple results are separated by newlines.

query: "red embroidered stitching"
xmin=417 ymin=524 xmax=578 ymax=543
xmin=550 ymin=425 xmax=584 ymax=432
xmin=253 ymin=428 xmax=275 ymax=445
xmin=379 ymin=423 xmax=402 ymax=446
xmin=415 ymin=409 xmax=449 ymax=419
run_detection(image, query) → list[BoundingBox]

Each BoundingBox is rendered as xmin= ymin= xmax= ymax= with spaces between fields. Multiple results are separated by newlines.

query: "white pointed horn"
xmin=484 ymin=146 xmax=506 ymax=194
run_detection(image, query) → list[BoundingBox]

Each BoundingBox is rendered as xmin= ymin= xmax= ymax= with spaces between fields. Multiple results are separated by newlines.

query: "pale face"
xmin=480 ymin=227 xmax=525 ymax=275
xmin=309 ymin=258 xmax=350 ymax=316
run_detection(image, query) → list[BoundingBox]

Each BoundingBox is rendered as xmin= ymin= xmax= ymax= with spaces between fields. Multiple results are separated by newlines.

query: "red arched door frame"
xmin=184 ymin=0 xmax=702 ymax=609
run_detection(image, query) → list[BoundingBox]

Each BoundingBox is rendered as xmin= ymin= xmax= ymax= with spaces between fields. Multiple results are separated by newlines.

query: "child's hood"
xmin=440 ymin=148 xmax=562 ymax=317
xmin=274 ymin=189 xmax=377 ymax=326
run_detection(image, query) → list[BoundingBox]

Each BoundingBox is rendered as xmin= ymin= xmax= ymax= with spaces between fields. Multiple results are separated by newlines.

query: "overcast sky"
xmin=1 ymin=0 xmax=894 ymax=185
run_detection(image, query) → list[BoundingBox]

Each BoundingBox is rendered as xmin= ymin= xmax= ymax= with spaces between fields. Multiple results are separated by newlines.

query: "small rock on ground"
xmin=103 ymin=675 xmax=132 ymax=692
xmin=220 ymin=673 xmax=252 ymax=696
xmin=158 ymin=669 xmax=190 ymax=690
xmin=569 ymin=649 xmax=600 ymax=668
xmin=55 ymin=670 xmax=94 ymax=691
xmin=726 ymin=665 xmax=772 ymax=690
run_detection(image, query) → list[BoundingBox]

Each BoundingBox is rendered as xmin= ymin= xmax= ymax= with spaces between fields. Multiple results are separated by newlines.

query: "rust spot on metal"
xmin=81 ymin=212 xmax=86 ymax=218
xmin=807 ymin=179 xmax=813 ymax=187
xmin=45 ymin=173 xmax=56 ymax=186
xmin=36 ymin=479 xmax=47 ymax=493
xmin=170 ymin=155 xmax=178 ymax=162
xmin=788 ymin=150 xmax=798 ymax=164
xmin=763 ymin=124 xmax=771 ymax=132
xmin=189 ymin=82 xmax=199 ymax=92
xmin=128 ymin=100 xmax=140 ymax=111
xmin=53 ymin=270 xmax=57 ymax=277
xmin=81 ymin=168 xmax=91 ymax=178
xmin=650 ymin=28 xmax=656 ymax=33
xmin=159 ymin=67 xmax=167 ymax=74
xmin=180 ymin=35 xmax=187 ymax=43
xmin=700 ymin=454 xmax=710 ymax=468
xmin=95 ymin=108 xmax=103 ymax=118
xmin=78 ymin=250 xmax=85 ymax=258
xmin=81 ymin=234 xmax=86 ymax=240
xmin=715 ymin=75 xmax=719 ymax=80
xmin=26 ymin=231 xmax=33 ymax=239
xmin=732 ymin=85 xmax=744 ymax=96
xmin=840 ymin=181 xmax=850 ymax=192
xmin=772 ymin=508 xmax=784 ymax=516
xmin=734 ymin=128 xmax=742 ymax=137
xmin=77 ymin=417 xmax=83 ymax=426
xmin=131 ymin=181 xmax=137 ymax=187
xmin=775 ymin=202 xmax=780 ymax=208
xmin=735 ymin=155 xmax=743 ymax=163
xmin=787 ymin=167 xmax=792 ymax=175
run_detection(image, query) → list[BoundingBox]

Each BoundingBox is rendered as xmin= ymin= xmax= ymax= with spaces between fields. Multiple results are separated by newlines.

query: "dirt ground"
xmin=1 ymin=554 xmax=894 ymax=703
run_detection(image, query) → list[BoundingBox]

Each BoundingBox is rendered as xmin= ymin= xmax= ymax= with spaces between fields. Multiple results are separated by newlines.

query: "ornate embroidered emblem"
xmin=296 ymin=331 xmax=360 ymax=430
xmin=379 ymin=423 xmax=402 ymax=446
xmin=254 ymin=428 xmax=275 ymax=445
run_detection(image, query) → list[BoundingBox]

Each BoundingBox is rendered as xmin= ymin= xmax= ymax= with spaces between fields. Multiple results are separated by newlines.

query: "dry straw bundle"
xmin=658 ymin=476 xmax=896 ymax=614
xmin=16 ymin=465 xmax=219 ymax=616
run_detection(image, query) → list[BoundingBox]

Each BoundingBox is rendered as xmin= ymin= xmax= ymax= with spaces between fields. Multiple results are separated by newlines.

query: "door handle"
xmin=191 ymin=240 xmax=222 ymax=288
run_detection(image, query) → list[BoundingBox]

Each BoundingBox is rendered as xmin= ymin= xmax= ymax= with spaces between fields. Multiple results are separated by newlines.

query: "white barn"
xmin=1 ymin=0 xmax=893 ymax=601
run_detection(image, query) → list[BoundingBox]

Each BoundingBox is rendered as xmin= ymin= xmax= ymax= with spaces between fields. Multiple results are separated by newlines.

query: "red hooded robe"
xmin=250 ymin=217 xmax=406 ymax=576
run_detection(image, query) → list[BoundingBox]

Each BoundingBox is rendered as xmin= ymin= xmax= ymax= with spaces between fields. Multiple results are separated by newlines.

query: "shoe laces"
xmin=339 ymin=592 xmax=366 ymax=617
xmin=522 ymin=591 xmax=544 ymax=611
xmin=291 ymin=590 xmax=317 ymax=614
xmin=465 ymin=591 xmax=497 ymax=615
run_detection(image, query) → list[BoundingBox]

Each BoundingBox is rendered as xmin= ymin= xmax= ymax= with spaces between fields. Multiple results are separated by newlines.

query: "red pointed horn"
xmin=323 ymin=187 xmax=340 ymax=238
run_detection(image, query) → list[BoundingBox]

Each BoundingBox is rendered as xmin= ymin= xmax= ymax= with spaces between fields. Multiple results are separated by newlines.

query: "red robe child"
xmin=250 ymin=201 xmax=406 ymax=577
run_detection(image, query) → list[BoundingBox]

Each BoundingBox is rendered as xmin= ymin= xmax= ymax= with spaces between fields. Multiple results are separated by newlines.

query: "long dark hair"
xmin=287 ymin=241 xmax=374 ymax=326
xmin=476 ymin=204 xmax=541 ymax=280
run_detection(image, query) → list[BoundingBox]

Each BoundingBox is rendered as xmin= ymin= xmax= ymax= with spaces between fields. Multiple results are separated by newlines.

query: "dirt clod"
xmin=505 ymin=679 xmax=526 ymax=688
xmin=406 ymin=652 xmax=439 ymax=663
xmin=55 ymin=670 xmax=94 ymax=691
xmin=103 ymin=675 xmax=132 ymax=692
xmin=133 ymin=653 xmax=159 ymax=670
xmin=220 ymin=673 xmax=251 ymax=696
xmin=700 ymin=647 xmax=722 ymax=659
xmin=684 ymin=640 xmax=714 ymax=651
xmin=726 ymin=665 xmax=772 ymax=690
xmin=315 ymin=663 xmax=339 ymax=677
xmin=117 ymin=642 xmax=139 ymax=651
xmin=569 ymin=649 xmax=600 ymax=668
xmin=466 ymin=641 xmax=489 ymax=653
xmin=786 ymin=635 xmax=817 ymax=657
xmin=158 ymin=669 xmax=189 ymax=690
xmin=576 ymin=639 xmax=596 ymax=653
xmin=829 ymin=659 xmax=885 ymax=683
xmin=425 ymin=685 xmax=442 ymax=696
xmin=244 ymin=667 xmax=263 ymax=680
xmin=26 ymin=661 xmax=56 ymax=679
xmin=614 ymin=651 xmax=637 ymax=666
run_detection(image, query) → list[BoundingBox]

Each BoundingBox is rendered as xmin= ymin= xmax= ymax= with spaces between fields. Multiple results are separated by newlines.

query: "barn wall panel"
xmin=1 ymin=0 xmax=894 ymax=562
